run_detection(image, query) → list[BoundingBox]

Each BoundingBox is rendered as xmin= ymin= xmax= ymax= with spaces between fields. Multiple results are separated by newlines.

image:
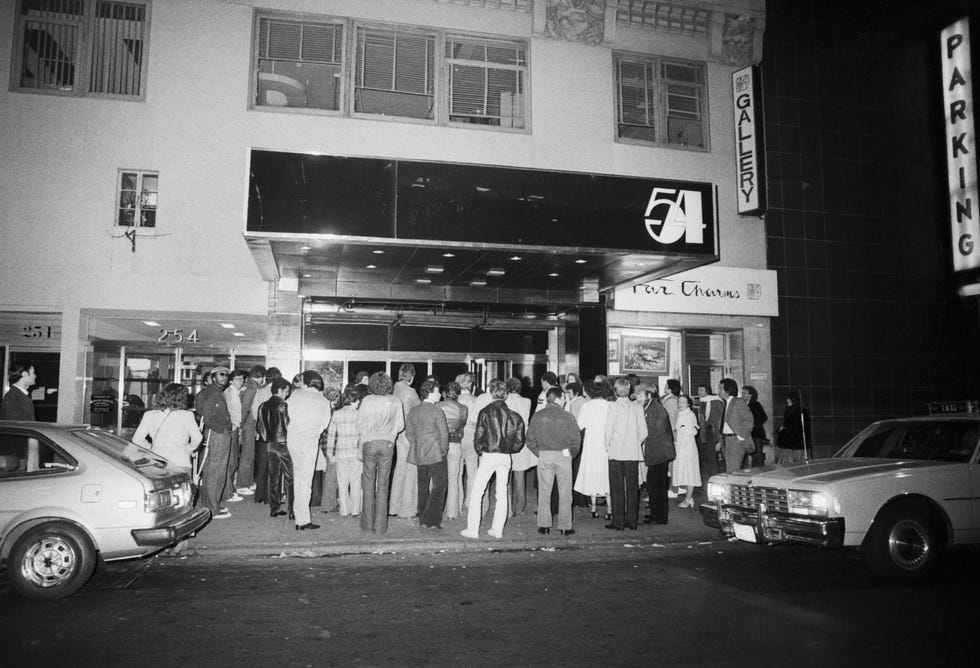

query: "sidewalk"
xmin=182 ymin=492 xmax=722 ymax=559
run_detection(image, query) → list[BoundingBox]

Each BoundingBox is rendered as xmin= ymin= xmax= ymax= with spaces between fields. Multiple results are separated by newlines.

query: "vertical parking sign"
xmin=941 ymin=18 xmax=980 ymax=272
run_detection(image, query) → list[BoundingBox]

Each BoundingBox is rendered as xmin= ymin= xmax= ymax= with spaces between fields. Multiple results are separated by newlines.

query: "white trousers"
xmin=464 ymin=452 xmax=511 ymax=537
xmin=446 ymin=443 xmax=463 ymax=518
xmin=335 ymin=457 xmax=363 ymax=516
xmin=389 ymin=434 xmax=418 ymax=517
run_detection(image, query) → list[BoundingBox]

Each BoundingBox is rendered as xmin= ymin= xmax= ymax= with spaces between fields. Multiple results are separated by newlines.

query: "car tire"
xmin=8 ymin=522 xmax=98 ymax=600
xmin=863 ymin=503 xmax=940 ymax=583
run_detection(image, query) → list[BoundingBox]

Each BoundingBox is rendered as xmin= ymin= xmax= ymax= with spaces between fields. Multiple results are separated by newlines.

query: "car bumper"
xmin=131 ymin=507 xmax=212 ymax=547
xmin=700 ymin=502 xmax=844 ymax=548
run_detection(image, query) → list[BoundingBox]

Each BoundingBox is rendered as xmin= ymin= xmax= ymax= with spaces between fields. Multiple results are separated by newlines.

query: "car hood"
xmin=719 ymin=458 xmax=949 ymax=486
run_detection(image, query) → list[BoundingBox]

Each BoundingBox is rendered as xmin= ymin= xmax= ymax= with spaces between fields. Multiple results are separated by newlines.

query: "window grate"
xmin=446 ymin=36 xmax=526 ymax=127
xmin=354 ymin=27 xmax=435 ymax=120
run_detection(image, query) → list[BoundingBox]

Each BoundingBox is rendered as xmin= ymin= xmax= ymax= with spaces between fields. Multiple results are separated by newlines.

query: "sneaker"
xmin=460 ymin=529 xmax=479 ymax=539
xmin=667 ymin=490 xmax=679 ymax=498
xmin=236 ymin=487 xmax=254 ymax=496
xmin=487 ymin=529 xmax=503 ymax=539
xmin=214 ymin=509 xmax=232 ymax=519
xmin=225 ymin=493 xmax=244 ymax=503
xmin=249 ymin=483 xmax=257 ymax=490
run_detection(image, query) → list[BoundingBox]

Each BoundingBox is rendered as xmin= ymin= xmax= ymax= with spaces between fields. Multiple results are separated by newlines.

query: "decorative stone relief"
xmin=544 ymin=0 xmax=607 ymax=44
xmin=722 ymin=14 xmax=755 ymax=66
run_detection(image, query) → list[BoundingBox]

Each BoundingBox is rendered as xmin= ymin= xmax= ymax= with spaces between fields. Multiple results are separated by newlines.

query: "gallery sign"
xmin=732 ymin=66 xmax=765 ymax=216
xmin=941 ymin=18 xmax=980 ymax=272
xmin=613 ymin=266 xmax=779 ymax=317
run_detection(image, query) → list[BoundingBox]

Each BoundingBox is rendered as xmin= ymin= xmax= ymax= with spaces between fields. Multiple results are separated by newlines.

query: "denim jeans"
xmin=238 ymin=416 xmax=257 ymax=488
xmin=361 ymin=440 xmax=395 ymax=533
xmin=224 ymin=428 xmax=241 ymax=499
xmin=536 ymin=450 xmax=573 ymax=530
xmin=417 ymin=458 xmax=448 ymax=528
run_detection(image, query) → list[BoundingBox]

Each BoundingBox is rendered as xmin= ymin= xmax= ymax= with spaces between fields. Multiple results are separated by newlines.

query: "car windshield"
xmin=837 ymin=421 xmax=979 ymax=463
xmin=70 ymin=428 xmax=171 ymax=470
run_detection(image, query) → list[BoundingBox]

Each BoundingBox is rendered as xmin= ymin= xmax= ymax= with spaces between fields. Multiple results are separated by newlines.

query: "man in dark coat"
xmin=1 ymin=362 xmax=37 ymax=421
xmin=636 ymin=384 xmax=674 ymax=525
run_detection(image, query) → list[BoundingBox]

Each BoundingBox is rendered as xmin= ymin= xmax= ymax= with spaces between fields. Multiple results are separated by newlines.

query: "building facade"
xmin=0 ymin=0 xmax=771 ymax=436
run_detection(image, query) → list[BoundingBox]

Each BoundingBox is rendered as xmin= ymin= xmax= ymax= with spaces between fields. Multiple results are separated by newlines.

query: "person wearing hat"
xmin=194 ymin=366 xmax=233 ymax=519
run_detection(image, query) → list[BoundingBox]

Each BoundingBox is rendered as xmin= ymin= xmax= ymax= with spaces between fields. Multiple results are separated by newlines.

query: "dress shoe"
xmin=537 ymin=527 xmax=550 ymax=535
xmin=625 ymin=524 xmax=638 ymax=530
xmin=559 ymin=529 xmax=575 ymax=536
xmin=295 ymin=523 xmax=320 ymax=531
xmin=604 ymin=523 xmax=623 ymax=531
xmin=643 ymin=518 xmax=667 ymax=525
xmin=270 ymin=510 xmax=287 ymax=517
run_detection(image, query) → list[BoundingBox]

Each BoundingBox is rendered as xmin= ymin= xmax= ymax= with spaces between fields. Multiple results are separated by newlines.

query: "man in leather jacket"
xmin=257 ymin=378 xmax=293 ymax=518
xmin=461 ymin=379 xmax=526 ymax=540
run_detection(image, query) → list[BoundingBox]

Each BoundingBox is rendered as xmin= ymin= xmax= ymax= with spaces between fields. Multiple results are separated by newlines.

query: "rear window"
xmin=70 ymin=428 xmax=170 ymax=471
xmin=841 ymin=422 xmax=979 ymax=463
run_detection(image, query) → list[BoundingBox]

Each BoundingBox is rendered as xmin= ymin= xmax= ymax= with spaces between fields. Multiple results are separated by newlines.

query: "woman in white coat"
xmin=286 ymin=371 xmax=332 ymax=530
xmin=132 ymin=383 xmax=202 ymax=472
xmin=574 ymin=379 xmax=613 ymax=519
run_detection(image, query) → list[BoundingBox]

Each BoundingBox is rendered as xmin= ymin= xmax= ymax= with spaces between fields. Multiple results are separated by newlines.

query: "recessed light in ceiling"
xmin=220 ymin=323 xmax=235 ymax=329
xmin=442 ymin=252 xmax=455 ymax=258
xmin=233 ymin=332 xmax=245 ymax=337
xmin=415 ymin=278 xmax=432 ymax=284
xmin=372 ymin=249 xmax=384 ymax=254
xmin=510 ymin=255 xmax=522 ymax=261
xmin=575 ymin=259 xmax=587 ymax=264
xmin=300 ymin=245 xmax=311 ymax=252
xmin=475 ymin=186 xmax=491 ymax=192
xmin=487 ymin=267 xmax=506 ymax=276
xmin=143 ymin=320 xmax=160 ymax=327
xmin=470 ymin=279 xmax=487 ymax=287
xmin=366 ymin=264 xmax=377 ymax=269
xmin=426 ymin=265 xmax=443 ymax=274
xmin=548 ymin=272 xmax=559 ymax=277
xmin=301 ymin=273 xmax=311 ymax=278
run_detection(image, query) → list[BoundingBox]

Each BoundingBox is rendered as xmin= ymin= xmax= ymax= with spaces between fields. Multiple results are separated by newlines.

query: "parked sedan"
xmin=0 ymin=421 xmax=210 ymax=599
xmin=700 ymin=416 xmax=980 ymax=582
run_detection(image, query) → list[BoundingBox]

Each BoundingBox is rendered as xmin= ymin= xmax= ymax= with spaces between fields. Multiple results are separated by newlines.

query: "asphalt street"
xmin=3 ymin=539 xmax=978 ymax=667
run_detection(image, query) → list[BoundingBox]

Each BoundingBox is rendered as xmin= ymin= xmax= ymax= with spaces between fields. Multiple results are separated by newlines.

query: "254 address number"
xmin=158 ymin=328 xmax=200 ymax=343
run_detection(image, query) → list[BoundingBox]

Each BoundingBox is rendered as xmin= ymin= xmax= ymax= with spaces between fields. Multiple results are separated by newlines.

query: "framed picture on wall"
xmin=621 ymin=336 xmax=669 ymax=374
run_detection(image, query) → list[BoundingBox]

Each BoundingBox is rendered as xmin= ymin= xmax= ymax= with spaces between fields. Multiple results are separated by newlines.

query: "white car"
xmin=700 ymin=416 xmax=980 ymax=582
xmin=0 ymin=421 xmax=211 ymax=599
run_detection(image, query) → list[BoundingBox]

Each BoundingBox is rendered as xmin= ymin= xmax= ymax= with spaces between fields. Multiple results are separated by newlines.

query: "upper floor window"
xmin=616 ymin=54 xmax=706 ymax=149
xmin=116 ymin=170 xmax=157 ymax=227
xmin=446 ymin=36 xmax=526 ymax=128
xmin=14 ymin=0 xmax=149 ymax=98
xmin=354 ymin=27 xmax=435 ymax=120
xmin=256 ymin=16 xmax=343 ymax=110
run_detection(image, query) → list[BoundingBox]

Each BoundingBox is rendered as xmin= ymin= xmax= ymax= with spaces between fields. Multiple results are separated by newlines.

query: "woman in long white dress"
xmin=132 ymin=383 xmax=203 ymax=472
xmin=673 ymin=394 xmax=702 ymax=508
xmin=574 ymin=380 xmax=613 ymax=518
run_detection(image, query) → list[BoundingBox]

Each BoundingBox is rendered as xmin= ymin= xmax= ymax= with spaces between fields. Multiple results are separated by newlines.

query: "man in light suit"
xmin=717 ymin=378 xmax=754 ymax=473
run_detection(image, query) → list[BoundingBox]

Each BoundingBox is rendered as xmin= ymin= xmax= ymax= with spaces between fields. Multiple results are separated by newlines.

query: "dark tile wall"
xmin=762 ymin=0 xmax=980 ymax=453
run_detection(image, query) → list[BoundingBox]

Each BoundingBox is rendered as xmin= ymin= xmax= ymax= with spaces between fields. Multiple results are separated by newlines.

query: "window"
xmin=116 ymin=170 xmax=157 ymax=227
xmin=14 ymin=0 xmax=149 ymax=98
xmin=615 ymin=54 xmax=706 ymax=148
xmin=354 ymin=27 xmax=435 ymax=120
xmin=255 ymin=17 xmax=343 ymax=110
xmin=0 ymin=432 xmax=75 ymax=476
xmin=446 ymin=36 xmax=526 ymax=128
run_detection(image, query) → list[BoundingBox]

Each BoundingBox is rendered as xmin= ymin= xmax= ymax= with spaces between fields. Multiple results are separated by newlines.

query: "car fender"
xmin=864 ymin=493 xmax=952 ymax=548
xmin=0 ymin=508 xmax=100 ymax=563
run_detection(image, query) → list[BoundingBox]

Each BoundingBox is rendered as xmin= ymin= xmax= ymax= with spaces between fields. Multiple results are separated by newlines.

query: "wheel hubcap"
xmin=887 ymin=520 xmax=929 ymax=570
xmin=20 ymin=536 xmax=77 ymax=588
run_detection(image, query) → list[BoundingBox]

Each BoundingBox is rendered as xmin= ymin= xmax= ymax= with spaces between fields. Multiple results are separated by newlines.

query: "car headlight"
xmin=707 ymin=481 xmax=730 ymax=503
xmin=787 ymin=489 xmax=830 ymax=516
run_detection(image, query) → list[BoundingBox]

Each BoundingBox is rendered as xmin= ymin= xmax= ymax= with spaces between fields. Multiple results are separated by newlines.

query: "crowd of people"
xmin=120 ymin=361 xmax=813 ymax=537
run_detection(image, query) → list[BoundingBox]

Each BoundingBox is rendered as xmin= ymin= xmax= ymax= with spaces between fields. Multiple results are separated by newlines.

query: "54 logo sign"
xmin=643 ymin=188 xmax=705 ymax=245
